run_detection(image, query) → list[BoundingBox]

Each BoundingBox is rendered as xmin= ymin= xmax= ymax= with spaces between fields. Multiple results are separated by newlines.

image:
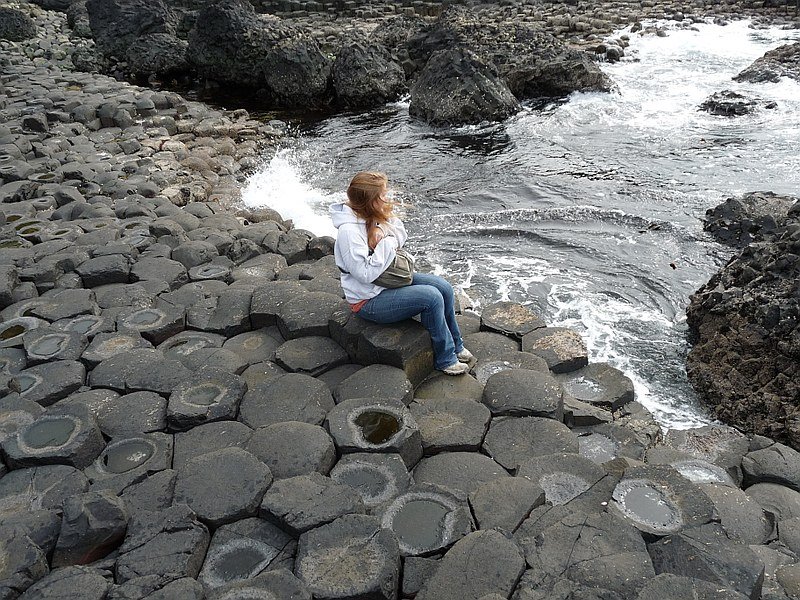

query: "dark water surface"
xmin=243 ymin=20 xmax=800 ymax=429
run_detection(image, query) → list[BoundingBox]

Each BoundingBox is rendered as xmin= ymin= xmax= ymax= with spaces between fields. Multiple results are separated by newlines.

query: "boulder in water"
xmin=703 ymin=191 xmax=798 ymax=248
xmin=699 ymin=90 xmax=776 ymax=116
xmin=333 ymin=41 xmax=407 ymax=109
xmin=734 ymin=41 xmax=800 ymax=84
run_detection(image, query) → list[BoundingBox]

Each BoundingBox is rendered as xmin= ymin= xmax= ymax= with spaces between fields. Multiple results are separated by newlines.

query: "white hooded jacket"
xmin=330 ymin=202 xmax=409 ymax=304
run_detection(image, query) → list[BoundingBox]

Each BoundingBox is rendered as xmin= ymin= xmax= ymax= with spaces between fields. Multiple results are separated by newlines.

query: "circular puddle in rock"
xmin=579 ymin=433 xmax=617 ymax=464
xmin=125 ymin=309 xmax=163 ymax=327
xmin=562 ymin=376 xmax=605 ymax=402
xmin=183 ymin=383 xmax=223 ymax=406
xmin=391 ymin=498 xmax=450 ymax=552
xmin=205 ymin=540 xmax=278 ymax=586
xmin=196 ymin=265 xmax=227 ymax=278
xmin=29 ymin=334 xmax=68 ymax=357
xmin=353 ymin=410 xmax=401 ymax=445
xmin=15 ymin=373 xmax=40 ymax=393
xmin=65 ymin=316 xmax=102 ymax=335
xmin=23 ymin=416 xmax=77 ymax=449
xmin=671 ymin=460 xmax=734 ymax=486
xmin=101 ymin=439 xmax=155 ymax=474
xmin=1 ymin=324 xmax=26 ymax=341
xmin=612 ymin=479 xmax=682 ymax=533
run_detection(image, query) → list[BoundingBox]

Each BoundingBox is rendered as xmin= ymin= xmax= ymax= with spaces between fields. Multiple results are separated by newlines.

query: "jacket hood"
xmin=330 ymin=202 xmax=364 ymax=229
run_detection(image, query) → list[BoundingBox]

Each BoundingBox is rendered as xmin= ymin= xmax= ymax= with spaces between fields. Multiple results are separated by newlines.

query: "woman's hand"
xmin=368 ymin=226 xmax=384 ymax=250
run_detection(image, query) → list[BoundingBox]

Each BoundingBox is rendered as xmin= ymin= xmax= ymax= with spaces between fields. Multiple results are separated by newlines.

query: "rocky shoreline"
xmin=2 ymin=1 xmax=800 ymax=600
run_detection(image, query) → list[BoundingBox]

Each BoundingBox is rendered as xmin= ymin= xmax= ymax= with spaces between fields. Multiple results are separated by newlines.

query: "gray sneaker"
xmin=457 ymin=348 xmax=475 ymax=363
xmin=441 ymin=361 xmax=470 ymax=376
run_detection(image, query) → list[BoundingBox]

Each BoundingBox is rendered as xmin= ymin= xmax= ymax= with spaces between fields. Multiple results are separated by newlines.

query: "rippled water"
xmin=242 ymin=20 xmax=800 ymax=429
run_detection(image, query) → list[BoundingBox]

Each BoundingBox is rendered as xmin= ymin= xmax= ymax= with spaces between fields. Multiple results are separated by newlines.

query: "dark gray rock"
xmin=86 ymin=0 xmax=177 ymax=59
xmin=416 ymin=529 xmax=525 ymax=600
xmin=410 ymin=46 xmax=519 ymax=126
xmin=555 ymin=362 xmax=635 ymax=411
xmin=699 ymin=90 xmax=776 ymax=116
xmin=158 ymin=329 xmax=225 ymax=360
xmin=76 ymin=254 xmax=131 ymax=288
xmin=0 ymin=465 xmax=89 ymax=516
xmin=250 ymin=281 xmax=305 ymax=328
xmin=517 ymin=453 xmax=607 ymax=506
xmin=232 ymin=254 xmax=287 ymax=284
xmin=351 ymin=317 xmax=435 ymax=387
xmin=469 ymin=477 xmax=545 ymax=533
xmin=142 ymin=577 xmax=205 ymax=600
xmin=81 ymin=332 xmax=152 ymax=368
xmin=273 ymin=336 xmax=348 ymax=377
xmin=483 ymin=416 xmax=579 ymax=472
xmin=167 ymin=368 xmax=246 ymax=431
xmin=410 ymin=397 xmax=491 ymax=454
xmin=127 ymin=33 xmax=189 ymax=78
xmin=294 ymin=514 xmax=399 ymax=600
xmin=333 ymin=364 xmax=413 ymax=406
xmin=260 ymin=472 xmax=365 ymax=535
xmin=174 ymin=448 xmax=272 ymax=528
xmin=661 ymin=426 xmax=750 ymax=485
xmin=171 ymin=241 xmax=218 ymax=271
xmin=206 ymin=568 xmax=310 ymax=600
xmin=198 ymin=518 xmax=296 ymax=590
xmin=380 ymin=484 xmax=473 ymax=556
xmin=12 ymin=360 xmax=86 ymax=406
xmin=54 ymin=314 xmax=115 ymax=339
xmin=329 ymin=453 xmax=412 ymax=510
xmin=332 ymin=41 xmax=406 ymax=109
xmin=222 ymin=328 xmax=282 ymax=366
xmin=0 ymin=528 xmax=48 ymax=599
xmin=746 ymin=483 xmax=800 ymax=521
xmin=173 ymin=345 xmax=249 ymax=376
xmin=461 ymin=331 xmax=519 ymax=361
xmin=779 ymin=516 xmax=800 ymax=555
xmin=89 ymin=348 xmax=191 ymax=395
xmin=699 ymin=483 xmax=771 ymax=545
xmin=246 ymin=421 xmax=335 ymax=480
xmin=186 ymin=287 xmax=252 ymax=337
xmin=85 ymin=433 xmax=173 ymax=493
xmin=3 ymin=404 xmax=104 ymax=470
xmin=0 ymin=509 xmax=60 ymax=558
xmin=480 ymin=301 xmax=546 ymax=339
xmin=521 ymin=327 xmax=588 ymax=373
xmin=413 ymin=371 xmax=484 ymax=401
xmin=52 ymin=490 xmax=128 ymax=567
xmin=472 ymin=351 xmax=550 ymax=385
xmin=75 ymin=389 xmax=165 ymax=437
xmin=577 ymin=423 xmax=647 ymax=463
xmin=131 ymin=257 xmax=188 ymax=290
xmin=523 ymin=511 xmax=654 ymax=598
xmin=325 ymin=397 xmax=423 ymax=467
xmin=276 ymin=291 xmax=346 ymax=340
xmin=402 ymin=556 xmax=439 ymax=599
xmin=647 ymin=523 xmax=765 ymax=600
xmin=116 ymin=305 xmax=185 ymax=345
xmin=19 ymin=566 xmax=110 ymax=600
xmin=119 ymin=470 xmax=176 ymax=518
xmin=702 ymin=191 xmax=797 ymax=249
xmin=0 ymin=7 xmax=37 ymax=42
xmin=482 ymin=368 xmax=563 ymax=418
xmin=239 ymin=373 xmax=334 ymax=428
xmin=610 ymin=465 xmax=717 ymax=536
xmin=734 ymin=42 xmax=800 ymax=84
xmin=636 ymin=573 xmax=750 ymax=600
xmin=172 ymin=420 xmax=253 ymax=471
xmin=22 ymin=327 xmax=89 ymax=367
xmin=413 ymin=452 xmax=509 ymax=496
xmin=115 ymin=504 xmax=210 ymax=584
xmin=0 ymin=317 xmax=47 ymax=350
xmin=742 ymin=442 xmax=800 ymax=491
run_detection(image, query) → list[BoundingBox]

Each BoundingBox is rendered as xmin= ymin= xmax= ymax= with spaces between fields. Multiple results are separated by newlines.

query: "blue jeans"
xmin=358 ymin=273 xmax=465 ymax=370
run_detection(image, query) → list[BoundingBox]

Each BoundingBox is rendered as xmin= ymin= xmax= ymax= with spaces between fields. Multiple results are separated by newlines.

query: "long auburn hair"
xmin=347 ymin=171 xmax=393 ymax=244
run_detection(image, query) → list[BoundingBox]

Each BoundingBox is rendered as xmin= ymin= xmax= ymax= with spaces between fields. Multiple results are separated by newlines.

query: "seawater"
xmin=242 ymin=20 xmax=800 ymax=430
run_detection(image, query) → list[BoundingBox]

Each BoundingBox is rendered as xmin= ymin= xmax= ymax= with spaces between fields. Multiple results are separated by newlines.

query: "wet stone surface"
xmin=326 ymin=397 xmax=423 ymax=467
xmin=198 ymin=517 xmax=296 ymax=590
xmin=294 ymin=514 xmax=400 ymax=600
xmin=85 ymin=433 xmax=173 ymax=494
xmin=469 ymin=477 xmax=546 ymax=533
xmin=329 ymin=453 xmax=412 ymax=510
xmin=518 ymin=453 xmax=607 ymax=506
xmin=167 ymin=369 xmax=247 ymax=432
xmin=555 ymin=362 xmax=635 ymax=411
xmin=23 ymin=329 xmax=88 ymax=365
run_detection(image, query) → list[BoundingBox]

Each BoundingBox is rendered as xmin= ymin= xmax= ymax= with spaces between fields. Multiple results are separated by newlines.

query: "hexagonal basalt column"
xmin=517 ymin=453 xmax=607 ymax=506
xmin=380 ymin=484 xmax=473 ymax=556
xmin=479 ymin=301 xmax=546 ymax=339
xmin=0 ymin=316 xmax=47 ymax=348
xmin=85 ymin=433 xmax=173 ymax=493
xmin=11 ymin=360 xmax=86 ymax=406
xmin=355 ymin=319 xmax=435 ymax=387
xmin=80 ymin=332 xmax=152 ymax=368
xmin=555 ymin=362 xmax=635 ymax=411
xmin=167 ymin=369 xmax=247 ymax=432
xmin=330 ymin=453 xmax=412 ymax=511
xmin=3 ymin=405 xmax=104 ymax=470
xmin=23 ymin=329 xmax=89 ymax=365
xmin=295 ymin=514 xmax=400 ymax=600
xmin=326 ymin=398 xmax=423 ymax=468
xmin=0 ymin=465 xmax=89 ymax=517
xmin=116 ymin=305 xmax=186 ymax=345
xmin=521 ymin=327 xmax=588 ymax=373
xmin=481 ymin=368 xmax=564 ymax=419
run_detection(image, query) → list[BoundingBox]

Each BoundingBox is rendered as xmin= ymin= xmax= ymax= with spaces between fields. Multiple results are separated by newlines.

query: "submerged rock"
xmin=699 ymin=90 xmax=776 ymax=116
xmin=734 ymin=41 xmax=800 ymax=83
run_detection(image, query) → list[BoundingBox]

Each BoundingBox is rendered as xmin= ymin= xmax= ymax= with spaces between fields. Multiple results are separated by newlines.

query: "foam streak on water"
xmin=242 ymin=20 xmax=800 ymax=430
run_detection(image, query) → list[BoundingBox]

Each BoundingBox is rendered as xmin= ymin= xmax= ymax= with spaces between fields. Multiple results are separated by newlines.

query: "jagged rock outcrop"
xmin=187 ymin=0 xmax=331 ymax=107
xmin=0 ymin=7 xmax=37 ymax=42
xmin=687 ymin=193 xmax=800 ymax=449
xmin=699 ymin=90 xmax=776 ymax=116
xmin=703 ymin=191 xmax=798 ymax=248
xmin=409 ymin=46 xmax=519 ymax=126
xmin=126 ymin=33 xmax=189 ymax=79
xmin=332 ymin=41 xmax=406 ymax=109
xmin=85 ymin=0 xmax=178 ymax=60
xmin=734 ymin=41 xmax=800 ymax=83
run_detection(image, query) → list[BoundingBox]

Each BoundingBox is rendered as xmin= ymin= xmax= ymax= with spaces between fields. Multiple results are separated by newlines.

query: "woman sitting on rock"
xmin=331 ymin=171 xmax=473 ymax=375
